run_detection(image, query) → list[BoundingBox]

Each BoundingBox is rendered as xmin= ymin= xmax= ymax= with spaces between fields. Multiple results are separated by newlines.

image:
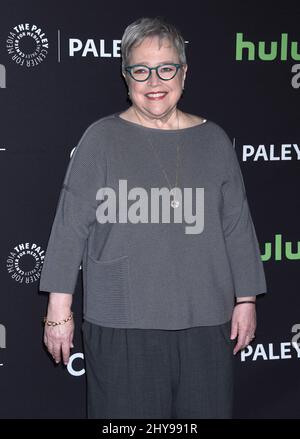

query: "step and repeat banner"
xmin=0 ymin=2 xmax=299 ymax=419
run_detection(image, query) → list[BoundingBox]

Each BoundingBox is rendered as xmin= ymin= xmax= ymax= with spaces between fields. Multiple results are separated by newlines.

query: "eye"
xmin=133 ymin=68 xmax=147 ymax=74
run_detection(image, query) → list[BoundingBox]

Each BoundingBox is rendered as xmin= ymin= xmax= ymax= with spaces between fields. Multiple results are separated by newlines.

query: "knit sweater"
xmin=39 ymin=110 xmax=267 ymax=329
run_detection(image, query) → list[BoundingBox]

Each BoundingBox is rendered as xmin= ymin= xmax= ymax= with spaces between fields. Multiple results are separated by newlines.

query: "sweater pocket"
xmin=86 ymin=254 xmax=131 ymax=326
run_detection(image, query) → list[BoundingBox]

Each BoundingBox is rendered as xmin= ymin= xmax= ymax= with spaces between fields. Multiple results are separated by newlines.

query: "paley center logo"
xmin=6 ymin=23 xmax=49 ymax=67
xmin=60 ymin=32 xmax=189 ymax=61
xmin=241 ymin=142 xmax=300 ymax=162
xmin=68 ymin=36 xmax=121 ymax=59
xmin=94 ymin=179 xmax=205 ymax=234
xmin=235 ymin=32 xmax=300 ymax=89
xmin=240 ymin=324 xmax=300 ymax=363
xmin=6 ymin=242 xmax=45 ymax=284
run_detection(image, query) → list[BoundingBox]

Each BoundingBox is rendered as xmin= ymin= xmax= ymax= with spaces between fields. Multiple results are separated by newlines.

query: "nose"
xmin=147 ymin=69 xmax=161 ymax=86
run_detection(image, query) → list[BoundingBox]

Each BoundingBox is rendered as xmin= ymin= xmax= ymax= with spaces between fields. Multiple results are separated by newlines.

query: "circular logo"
xmin=6 ymin=23 xmax=49 ymax=67
xmin=6 ymin=242 xmax=45 ymax=284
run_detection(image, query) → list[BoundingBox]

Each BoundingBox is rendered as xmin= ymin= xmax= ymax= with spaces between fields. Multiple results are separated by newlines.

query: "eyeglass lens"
xmin=130 ymin=64 xmax=178 ymax=81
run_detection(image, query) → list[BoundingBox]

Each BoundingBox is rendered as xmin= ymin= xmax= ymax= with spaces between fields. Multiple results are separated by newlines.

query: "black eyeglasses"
xmin=124 ymin=63 xmax=184 ymax=82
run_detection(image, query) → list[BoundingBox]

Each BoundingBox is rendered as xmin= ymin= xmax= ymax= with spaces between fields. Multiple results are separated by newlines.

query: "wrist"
xmin=236 ymin=296 xmax=256 ymax=303
xmin=235 ymin=300 xmax=256 ymax=306
xmin=48 ymin=292 xmax=73 ymax=313
xmin=47 ymin=301 xmax=72 ymax=321
xmin=44 ymin=311 xmax=73 ymax=327
xmin=46 ymin=307 xmax=72 ymax=320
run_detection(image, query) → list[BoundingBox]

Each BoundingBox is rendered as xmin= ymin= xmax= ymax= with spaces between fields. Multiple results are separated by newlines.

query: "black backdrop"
xmin=0 ymin=1 xmax=299 ymax=419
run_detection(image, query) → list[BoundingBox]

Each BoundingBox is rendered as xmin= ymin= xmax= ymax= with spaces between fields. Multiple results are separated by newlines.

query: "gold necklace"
xmin=133 ymin=107 xmax=183 ymax=209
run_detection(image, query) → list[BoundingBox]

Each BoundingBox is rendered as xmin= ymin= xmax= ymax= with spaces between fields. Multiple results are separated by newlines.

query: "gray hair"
xmin=121 ymin=16 xmax=187 ymax=74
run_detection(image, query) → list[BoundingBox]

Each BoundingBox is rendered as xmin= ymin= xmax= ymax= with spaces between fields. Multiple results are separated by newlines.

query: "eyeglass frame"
xmin=124 ymin=62 xmax=185 ymax=82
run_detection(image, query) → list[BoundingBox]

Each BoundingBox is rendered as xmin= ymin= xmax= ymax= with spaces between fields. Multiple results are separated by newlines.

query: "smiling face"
xmin=123 ymin=36 xmax=187 ymax=121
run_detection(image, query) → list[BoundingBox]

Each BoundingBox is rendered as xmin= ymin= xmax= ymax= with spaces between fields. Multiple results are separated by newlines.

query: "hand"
xmin=43 ymin=313 xmax=74 ymax=365
xmin=230 ymin=302 xmax=256 ymax=355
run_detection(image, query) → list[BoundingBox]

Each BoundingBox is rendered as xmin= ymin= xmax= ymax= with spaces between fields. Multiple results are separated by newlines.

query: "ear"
xmin=182 ymin=63 xmax=188 ymax=87
xmin=122 ymin=71 xmax=128 ymax=87
xmin=183 ymin=63 xmax=188 ymax=78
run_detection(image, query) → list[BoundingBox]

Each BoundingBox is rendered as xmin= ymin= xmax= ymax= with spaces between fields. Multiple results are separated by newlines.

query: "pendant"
xmin=171 ymin=199 xmax=180 ymax=208
xmin=170 ymin=187 xmax=180 ymax=208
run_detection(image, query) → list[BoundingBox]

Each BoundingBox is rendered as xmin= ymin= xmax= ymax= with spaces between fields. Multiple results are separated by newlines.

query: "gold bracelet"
xmin=43 ymin=312 xmax=73 ymax=327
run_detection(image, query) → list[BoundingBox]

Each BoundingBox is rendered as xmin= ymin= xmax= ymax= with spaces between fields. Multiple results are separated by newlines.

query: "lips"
xmin=145 ymin=92 xmax=168 ymax=100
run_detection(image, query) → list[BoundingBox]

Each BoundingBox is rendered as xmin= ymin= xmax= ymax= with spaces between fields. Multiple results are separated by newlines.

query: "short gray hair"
xmin=121 ymin=16 xmax=187 ymax=74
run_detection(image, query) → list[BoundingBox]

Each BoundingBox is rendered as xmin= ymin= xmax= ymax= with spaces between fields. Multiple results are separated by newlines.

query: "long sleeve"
xmin=221 ymin=135 xmax=267 ymax=298
xmin=39 ymin=122 xmax=106 ymax=294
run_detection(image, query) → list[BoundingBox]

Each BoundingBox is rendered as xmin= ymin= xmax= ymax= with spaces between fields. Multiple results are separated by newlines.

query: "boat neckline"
xmin=113 ymin=111 xmax=209 ymax=133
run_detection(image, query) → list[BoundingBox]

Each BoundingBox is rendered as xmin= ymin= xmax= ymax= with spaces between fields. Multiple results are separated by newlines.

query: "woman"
xmin=40 ymin=16 xmax=267 ymax=419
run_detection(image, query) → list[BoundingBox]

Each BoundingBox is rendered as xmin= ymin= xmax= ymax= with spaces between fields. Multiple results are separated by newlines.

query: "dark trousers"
xmin=82 ymin=319 xmax=234 ymax=419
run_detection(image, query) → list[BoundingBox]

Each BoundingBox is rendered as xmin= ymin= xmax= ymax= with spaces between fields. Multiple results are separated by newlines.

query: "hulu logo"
xmin=0 ymin=324 xmax=6 ymax=349
xmin=236 ymin=33 xmax=300 ymax=61
xmin=262 ymin=234 xmax=300 ymax=261
xmin=0 ymin=64 xmax=6 ymax=88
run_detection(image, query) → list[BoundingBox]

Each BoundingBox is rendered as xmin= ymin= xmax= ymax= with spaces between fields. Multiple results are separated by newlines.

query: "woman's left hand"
xmin=230 ymin=300 xmax=257 ymax=355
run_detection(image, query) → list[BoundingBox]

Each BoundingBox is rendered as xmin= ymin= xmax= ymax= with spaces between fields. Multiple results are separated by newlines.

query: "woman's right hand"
xmin=44 ymin=315 xmax=74 ymax=365
xmin=43 ymin=292 xmax=74 ymax=365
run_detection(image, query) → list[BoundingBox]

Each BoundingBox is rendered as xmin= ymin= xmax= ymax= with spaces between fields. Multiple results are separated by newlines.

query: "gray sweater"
xmin=39 ymin=110 xmax=267 ymax=329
